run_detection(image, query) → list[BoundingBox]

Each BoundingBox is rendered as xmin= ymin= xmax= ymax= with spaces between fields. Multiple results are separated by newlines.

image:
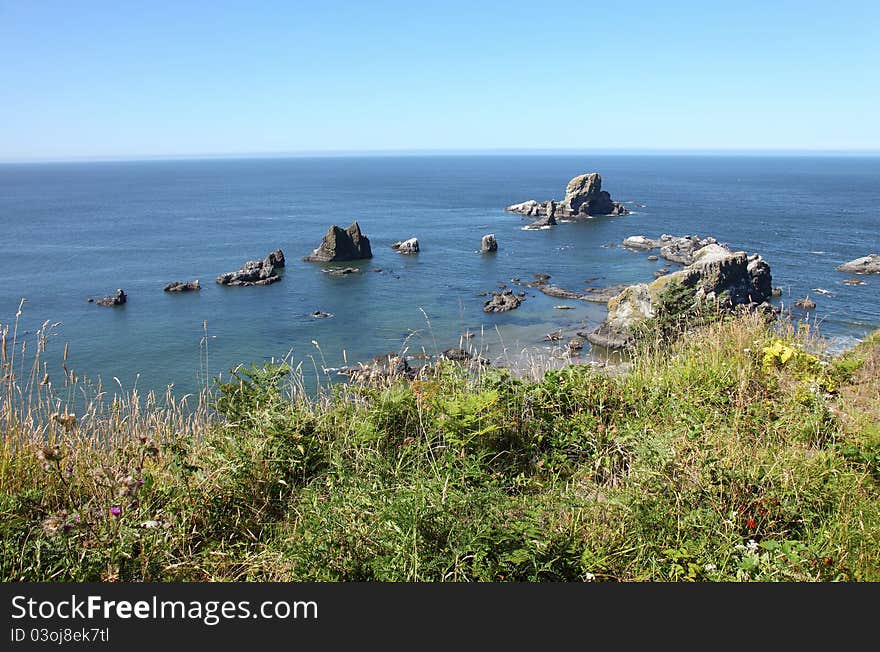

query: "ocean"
xmin=1 ymin=154 xmax=878 ymax=396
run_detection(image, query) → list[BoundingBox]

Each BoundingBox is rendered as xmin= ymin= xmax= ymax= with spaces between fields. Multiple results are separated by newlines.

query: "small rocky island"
xmin=837 ymin=254 xmax=880 ymax=275
xmin=587 ymin=241 xmax=773 ymax=349
xmin=506 ymin=173 xmax=629 ymax=219
xmin=304 ymin=222 xmax=372 ymax=262
xmin=217 ymin=250 xmax=285 ymax=286
xmin=90 ymin=289 xmax=127 ymax=306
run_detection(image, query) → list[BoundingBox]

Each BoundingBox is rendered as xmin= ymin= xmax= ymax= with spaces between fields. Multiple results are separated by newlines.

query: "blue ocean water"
xmin=0 ymin=154 xmax=878 ymax=395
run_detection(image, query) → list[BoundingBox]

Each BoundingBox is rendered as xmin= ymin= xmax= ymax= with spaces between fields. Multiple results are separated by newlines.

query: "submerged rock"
xmin=92 ymin=289 xmax=127 ymax=307
xmin=481 ymin=234 xmax=498 ymax=253
xmin=304 ymin=222 xmax=372 ymax=262
xmin=391 ymin=237 xmax=420 ymax=254
xmin=837 ymin=254 xmax=880 ymax=274
xmin=506 ymin=173 xmax=628 ymax=218
xmin=217 ymin=250 xmax=284 ymax=286
xmin=164 ymin=280 xmax=200 ymax=293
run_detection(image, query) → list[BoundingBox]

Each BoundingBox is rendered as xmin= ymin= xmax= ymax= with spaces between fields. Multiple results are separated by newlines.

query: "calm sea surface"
xmin=1 ymin=154 xmax=878 ymax=395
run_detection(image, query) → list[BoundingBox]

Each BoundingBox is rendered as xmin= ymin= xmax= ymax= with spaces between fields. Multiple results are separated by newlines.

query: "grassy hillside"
xmin=2 ymin=314 xmax=879 ymax=581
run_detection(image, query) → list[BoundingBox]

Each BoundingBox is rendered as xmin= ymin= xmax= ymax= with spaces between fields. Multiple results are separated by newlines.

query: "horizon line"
xmin=3 ymin=146 xmax=880 ymax=165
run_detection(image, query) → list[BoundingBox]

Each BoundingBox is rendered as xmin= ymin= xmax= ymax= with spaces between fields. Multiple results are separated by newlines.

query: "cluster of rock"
xmin=481 ymin=234 xmax=498 ymax=253
xmin=837 ymin=254 xmax=880 ymax=275
xmin=164 ymin=280 xmax=200 ymax=293
xmin=89 ymin=289 xmax=127 ymax=307
xmin=304 ymin=222 xmax=372 ymax=262
xmin=391 ymin=238 xmax=419 ymax=254
xmin=506 ymin=173 xmax=629 ymax=223
xmin=483 ymin=290 xmax=525 ymax=313
xmin=587 ymin=242 xmax=774 ymax=349
xmin=623 ymin=234 xmax=720 ymax=265
xmin=217 ymin=250 xmax=285 ymax=286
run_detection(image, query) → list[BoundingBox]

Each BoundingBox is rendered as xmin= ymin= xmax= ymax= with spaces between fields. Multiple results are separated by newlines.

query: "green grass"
xmin=2 ymin=314 xmax=879 ymax=581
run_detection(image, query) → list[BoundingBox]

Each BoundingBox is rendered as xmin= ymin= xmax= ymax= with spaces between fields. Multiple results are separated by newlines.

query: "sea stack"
xmin=304 ymin=222 xmax=373 ymax=262
xmin=481 ymin=234 xmax=498 ymax=253
xmin=506 ymin=173 xmax=628 ymax=218
xmin=217 ymin=249 xmax=285 ymax=286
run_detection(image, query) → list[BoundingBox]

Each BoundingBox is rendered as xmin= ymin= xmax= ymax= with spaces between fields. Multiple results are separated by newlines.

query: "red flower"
xmin=747 ymin=517 xmax=757 ymax=530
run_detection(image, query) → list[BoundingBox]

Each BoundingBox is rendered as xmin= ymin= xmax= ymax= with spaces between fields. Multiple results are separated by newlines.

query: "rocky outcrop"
xmin=164 ymin=280 xmax=200 ymax=293
xmin=324 ymin=267 xmax=360 ymax=276
xmin=217 ymin=250 xmax=285 ymax=286
xmin=796 ymin=297 xmax=816 ymax=310
xmin=524 ymin=213 xmax=557 ymax=229
xmin=506 ymin=173 xmax=628 ymax=218
xmin=537 ymin=284 xmax=582 ymax=300
xmin=481 ymin=234 xmax=498 ymax=253
xmin=483 ymin=290 xmax=525 ymax=313
xmin=391 ymin=238 xmax=420 ymax=254
xmin=304 ymin=222 xmax=372 ymax=262
xmin=837 ymin=254 xmax=880 ymax=274
xmin=623 ymin=234 xmax=719 ymax=265
xmin=586 ymin=243 xmax=774 ymax=349
xmin=582 ymin=284 xmax=629 ymax=303
xmin=91 ymin=289 xmax=127 ymax=306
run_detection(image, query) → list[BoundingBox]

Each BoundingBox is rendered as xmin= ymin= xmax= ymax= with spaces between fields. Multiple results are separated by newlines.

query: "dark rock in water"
xmin=304 ymin=222 xmax=372 ymax=262
xmin=795 ymin=297 xmax=817 ymax=310
xmin=441 ymin=348 xmax=472 ymax=362
xmin=843 ymin=278 xmax=867 ymax=286
xmin=837 ymin=254 xmax=880 ymax=274
xmin=654 ymin=268 xmax=670 ymax=278
xmin=265 ymin=249 xmax=285 ymax=268
xmin=217 ymin=250 xmax=284 ymax=286
xmin=312 ymin=311 xmax=332 ymax=318
xmin=481 ymin=234 xmax=498 ymax=253
xmin=586 ymin=244 xmax=774 ymax=349
xmin=391 ymin=238 xmax=420 ymax=254
xmin=533 ymin=273 xmax=551 ymax=284
xmin=324 ymin=267 xmax=360 ymax=276
xmin=524 ymin=213 xmax=557 ymax=229
xmin=568 ymin=337 xmax=585 ymax=353
xmin=440 ymin=348 xmax=489 ymax=365
xmin=772 ymin=286 xmax=783 ymax=297
xmin=543 ymin=330 xmax=564 ymax=342
xmin=506 ymin=173 xmax=628 ymax=218
xmin=483 ymin=290 xmax=524 ymax=313
xmin=164 ymin=280 xmax=200 ymax=293
xmin=93 ymin=289 xmax=127 ymax=307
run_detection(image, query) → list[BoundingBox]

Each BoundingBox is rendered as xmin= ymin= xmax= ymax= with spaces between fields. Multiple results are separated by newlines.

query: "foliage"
xmin=2 ymin=316 xmax=880 ymax=581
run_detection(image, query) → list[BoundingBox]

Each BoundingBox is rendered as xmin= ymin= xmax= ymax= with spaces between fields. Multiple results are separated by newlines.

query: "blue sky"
xmin=1 ymin=0 xmax=878 ymax=161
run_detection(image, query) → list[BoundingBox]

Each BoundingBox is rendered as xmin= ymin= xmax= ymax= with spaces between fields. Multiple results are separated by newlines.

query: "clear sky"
xmin=1 ymin=0 xmax=878 ymax=161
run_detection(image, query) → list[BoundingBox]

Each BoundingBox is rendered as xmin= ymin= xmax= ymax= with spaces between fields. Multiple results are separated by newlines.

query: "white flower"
xmin=704 ymin=563 xmax=716 ymax=572
xmin=746 ymin=539 xmax=759 ymax=553
xmin=584 ymin=572 xmax=596 ymax=582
